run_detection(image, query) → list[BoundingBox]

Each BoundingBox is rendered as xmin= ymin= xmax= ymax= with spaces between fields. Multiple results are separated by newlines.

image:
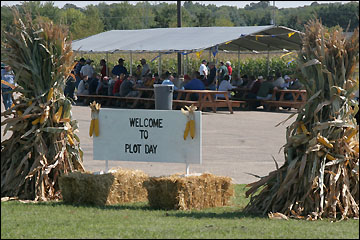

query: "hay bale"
xmin=59 ymin=168 xmax=149 ymax=206
xmin=143 ymin=173 xmax=234 ymax=210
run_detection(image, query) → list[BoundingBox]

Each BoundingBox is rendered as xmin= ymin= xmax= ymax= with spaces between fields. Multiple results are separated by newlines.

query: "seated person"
xmin=184 ymin=71 xmax=205 ymax=101
xmin=161 ymin=73 xmax=184 ymax=99
xmin=107 ymin=77 xmax=116 ymax=96
xmin=216 ymin=75 xmax=237 ymax=99
xmin=77 ymin=76 xmax=90 ymax=95
xmin=88 ymin=74 xmax=100 ymax=95
xmin=231 ymin=75 xmax=243 ymax=87
xmin=120 ymin=75 xmax=138 ymax=97
xmin=113 ymin=73 xmax=125 ymax=96
xmin=143 ymin=74 xmax=155 ymax=88
xmin=246 ymin=76 xmax=263 ymax=99
xmin=134 ymin=64 xmax=142 ymax=80
xmin=256 ymin=76 xmax=276 ymax=100
xmin=279 ymin=75 xmax=292 ymax=100
xmin=96 ymin=76 xmax=109 ymax=95
xmin=153 ymin=73 xmax=161 ymax=84
xmin=289 ymin=78 xmax=304 ymax=90
xmin=184 ymin=71 xmax=205 ymax=90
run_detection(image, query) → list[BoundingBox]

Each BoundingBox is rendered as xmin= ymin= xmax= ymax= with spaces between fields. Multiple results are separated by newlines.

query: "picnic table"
xmin=262 ymin=89 xmax=307 ymax=111
xmin=173 ymin=89 xmax=244 ymax=114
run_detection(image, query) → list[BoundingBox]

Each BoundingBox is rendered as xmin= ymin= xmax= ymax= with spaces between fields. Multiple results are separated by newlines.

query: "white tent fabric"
xmin=72 ymin=25 xmax=303 ymax=53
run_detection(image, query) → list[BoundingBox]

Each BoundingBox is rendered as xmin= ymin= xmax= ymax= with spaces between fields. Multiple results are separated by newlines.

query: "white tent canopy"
xmin=72 ymin=25 xmax=303 ymax=53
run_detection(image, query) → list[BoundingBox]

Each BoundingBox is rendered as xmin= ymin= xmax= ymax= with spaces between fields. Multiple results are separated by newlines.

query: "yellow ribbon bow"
xmin=89 ymin=101 xmax=101 ymax=137
xmin=181 ymin=104 xmax=197 ymax=140
xmin=195 ymin=50 xmax=204 ymax=59
xmin=288 ymin=32 xmax=295 ymax=38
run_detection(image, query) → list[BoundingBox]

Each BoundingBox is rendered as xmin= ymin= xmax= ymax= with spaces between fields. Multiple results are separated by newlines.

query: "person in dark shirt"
xmin=111 ymin=58 xmax=128 ymax=77
xmin=74 ymin=58 xmax=85 ymax=90
xmin=206 ymin=62 xmax=217 ymax=90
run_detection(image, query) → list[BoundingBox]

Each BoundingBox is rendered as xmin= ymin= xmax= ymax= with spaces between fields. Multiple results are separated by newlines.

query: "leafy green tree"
xmin=72 ymin=5 xmax=104 ymax=40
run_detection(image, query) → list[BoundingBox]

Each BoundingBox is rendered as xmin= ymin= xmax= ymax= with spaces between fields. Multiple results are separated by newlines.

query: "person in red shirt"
xmin=113 ymin=73 xmax=125 ymax=96
xmin=225 ymin=61 xmax=232 ymax=81
xmin=100 ymin=59 xmax=109 ymax=80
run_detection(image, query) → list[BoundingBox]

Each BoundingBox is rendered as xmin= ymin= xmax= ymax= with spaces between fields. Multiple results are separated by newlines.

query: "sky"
xmin=0 ymin=1 xmax=353 ymax=9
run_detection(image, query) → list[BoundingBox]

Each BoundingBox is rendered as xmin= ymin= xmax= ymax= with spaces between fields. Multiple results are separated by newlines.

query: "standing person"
xmin=1 ymin=64 xmax=15 ymax=110
xmin=64 ymin=68 xmax=76 ymax=100
xmin=217 ymin=61 xmax=228 ymax=85
xmin=74 ymin=57 xmax=85 ymax=90
xmin=140 ymin=58 xmax=151 ymax=78
xmin=99 ymin=59 xmax=109 ymax=80
xmin=206 ymin=62 xmax=217 ymax=90
xmin=80 ymin=59 xmax=95 ymax=80
xmin=225 ymin=61 xmax=232 ymax=81
xmin=111 ymin=58 xmax=128 ymax=77
xmin=199 ymin=59 xmax=208 ymax=83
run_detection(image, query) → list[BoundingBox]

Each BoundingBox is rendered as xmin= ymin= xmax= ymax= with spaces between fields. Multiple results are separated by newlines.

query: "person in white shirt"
xmin=199 ymin=59 xmax=208 ymax=81
xmin=273 ymin=72 xmax=285 ymax=88
xmin=77 ymin=76 xmax=90 ymax=95
xmin=140 ymin=58 xmax=151 ymax=77
xmin=80 ymin=59 xmax=95 ymax=79
xmin=216 ymin=75 xmax=236 ymax=99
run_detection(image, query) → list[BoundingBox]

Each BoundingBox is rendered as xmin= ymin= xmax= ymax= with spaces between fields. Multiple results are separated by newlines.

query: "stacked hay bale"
xmin=144 ymin=173 xmax=234 ymax=210
xmin=59 ymin=168 xmax=149 ymax=206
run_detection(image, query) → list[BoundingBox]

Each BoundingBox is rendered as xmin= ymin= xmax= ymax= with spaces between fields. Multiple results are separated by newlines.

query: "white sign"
xmin=93 ymin=109 xmax=202 ymax=164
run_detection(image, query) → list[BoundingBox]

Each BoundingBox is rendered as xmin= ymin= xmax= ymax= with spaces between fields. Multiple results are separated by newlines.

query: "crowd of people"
xmin=64 ymin=56 xmax=308 ymax=105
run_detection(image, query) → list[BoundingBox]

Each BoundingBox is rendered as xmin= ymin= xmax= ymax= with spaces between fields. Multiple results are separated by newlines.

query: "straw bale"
xmin=143 ymin=173 xmax=234 ymax=210
xmin=59 ymin=168 xmax=149 ymax=206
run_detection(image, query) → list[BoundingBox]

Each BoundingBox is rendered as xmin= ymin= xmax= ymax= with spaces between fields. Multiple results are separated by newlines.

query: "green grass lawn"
xmin=1 ymin=184 xmax=359 ymax=239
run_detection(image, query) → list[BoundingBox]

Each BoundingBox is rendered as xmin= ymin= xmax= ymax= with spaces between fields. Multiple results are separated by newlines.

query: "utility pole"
xmin=177 ymin=1 xmax=182 ymax=76
xmin=272 ymin=1 xmax=276 ymax=25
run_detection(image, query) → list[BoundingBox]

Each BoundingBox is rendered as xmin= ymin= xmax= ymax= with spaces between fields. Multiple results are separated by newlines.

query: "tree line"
xmin=1 ymin=1 xmax=359 ymax=42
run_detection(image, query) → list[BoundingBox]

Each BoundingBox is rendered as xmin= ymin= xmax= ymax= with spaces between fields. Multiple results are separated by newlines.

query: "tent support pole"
xmin=106 ymin=52 xmax=109 ymax=77
xmin=209 ymin=49 xmax=211 ymax=63
xmin=185 ymin=53 xmax=188 ymax=75
xmin=237 ymin=48 xmax=241 ymax=78
xmin=267 ymin=45 xmax=270 ymax=76
xmin=158 ymin=52 xmax=162 ymax=76
xmin=130 ymin=51 xmax=133 ymax=76
xmin=182 ymin=53 xmax=184 ymax=76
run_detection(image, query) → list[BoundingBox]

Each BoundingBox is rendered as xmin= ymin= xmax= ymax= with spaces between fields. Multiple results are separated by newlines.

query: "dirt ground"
xmin=1 ymin=96 xmax=296 ymax=184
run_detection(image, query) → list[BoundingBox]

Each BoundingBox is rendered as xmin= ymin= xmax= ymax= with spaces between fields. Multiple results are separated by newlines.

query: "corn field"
xmin=76 ymin=51 xmax=297 ymax=78
xmin=1 ymin=9 xmax=84 ymax=201
xmin=244 ymin=19 xmax=359 ymax=220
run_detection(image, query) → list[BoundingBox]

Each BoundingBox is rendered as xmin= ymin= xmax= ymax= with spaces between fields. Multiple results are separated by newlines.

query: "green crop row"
xmin=77 ymin=52 xmax=297 ymax=78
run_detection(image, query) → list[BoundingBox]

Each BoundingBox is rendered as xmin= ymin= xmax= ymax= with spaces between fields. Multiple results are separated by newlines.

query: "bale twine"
xmin=143 ymin=173 xmax=234 ymax=210
xmin=59 ymin=168 xmax=149 ymax=206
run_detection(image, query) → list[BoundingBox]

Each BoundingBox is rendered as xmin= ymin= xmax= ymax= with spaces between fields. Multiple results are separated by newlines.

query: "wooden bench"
xmin=262 ymin=89 xmax=307 ymax=111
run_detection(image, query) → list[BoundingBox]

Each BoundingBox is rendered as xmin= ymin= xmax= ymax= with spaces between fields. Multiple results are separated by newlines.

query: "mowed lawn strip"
xmin=1 ymin=185 xmax=359 ymax=239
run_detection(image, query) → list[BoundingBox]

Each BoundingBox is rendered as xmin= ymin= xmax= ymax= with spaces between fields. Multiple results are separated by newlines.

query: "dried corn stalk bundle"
xmin=244 ymin=19 xmax=359 ymax=220
xmin=59 ymin=168 xmax=149 ymax=206
xmin=143 ymin=173 xmax=234 ymax=210
xmin=1 ymin=9 xmax=84 ymax=201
